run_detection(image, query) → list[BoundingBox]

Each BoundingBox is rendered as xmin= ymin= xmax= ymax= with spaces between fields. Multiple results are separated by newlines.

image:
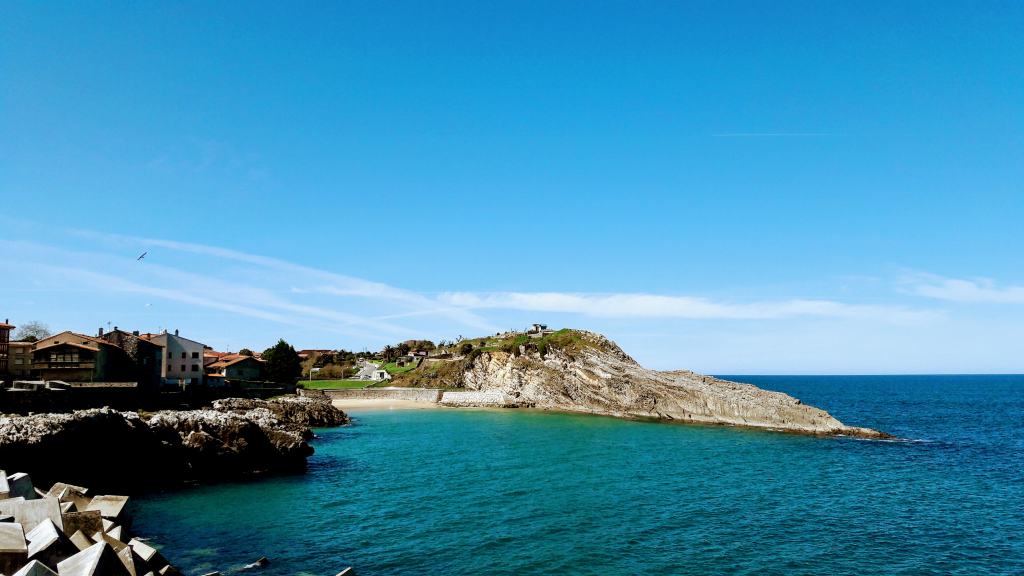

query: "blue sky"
xmin=2 ymin=2 xmax=1022 ymax=373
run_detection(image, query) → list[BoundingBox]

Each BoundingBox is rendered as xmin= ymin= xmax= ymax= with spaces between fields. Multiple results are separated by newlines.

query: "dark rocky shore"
xmin=0 ymin=395 xmax=352 ymax=575
xmin=0 ymin=395 xmax=349 ymax=494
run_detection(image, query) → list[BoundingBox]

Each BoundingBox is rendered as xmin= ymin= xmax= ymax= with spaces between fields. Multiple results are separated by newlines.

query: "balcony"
xmin=31 ymin=361 xmax=97 ymax=370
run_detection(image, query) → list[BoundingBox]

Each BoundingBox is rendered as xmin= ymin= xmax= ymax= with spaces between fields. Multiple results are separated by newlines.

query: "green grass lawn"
xmin=382 ymin=361 xmax=418 ymax=375
xmin=301 ymin=379 xmax=370 ymax=390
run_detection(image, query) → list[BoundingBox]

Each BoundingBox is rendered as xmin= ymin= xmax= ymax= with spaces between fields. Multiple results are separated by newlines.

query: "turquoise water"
xmin=132 ymin=376 xmax=1024 ymax=575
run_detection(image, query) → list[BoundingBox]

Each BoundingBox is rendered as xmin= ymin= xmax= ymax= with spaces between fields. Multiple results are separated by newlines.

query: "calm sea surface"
xmin=132 ymin=375 xmax=1024 ymax=575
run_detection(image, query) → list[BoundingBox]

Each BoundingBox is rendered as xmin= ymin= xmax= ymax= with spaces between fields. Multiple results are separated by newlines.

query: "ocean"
xmin=131 ymin=375 xmax=1024 ymax=575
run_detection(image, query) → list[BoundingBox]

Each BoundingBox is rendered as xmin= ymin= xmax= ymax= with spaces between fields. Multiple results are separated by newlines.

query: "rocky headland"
xmin=393 ymin=329 xmax=889 ymax=438
xmin=0 ymin=395 xmax=349 ymax=493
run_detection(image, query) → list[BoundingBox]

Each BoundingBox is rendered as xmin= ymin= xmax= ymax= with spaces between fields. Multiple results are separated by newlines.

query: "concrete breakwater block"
xmin=56 ymin=541 xmax=129 ymax=576
xmin=44 ymin=484 xmax=88 ymax=501
xmin=7 ymin=473 xmax=38 ymax=501
xmin=0 ymin=497 xmax=64 ymax=532
xmin=67 ymin=532 xmax=92 ymax=553
xmin=83 ymin=496 xmax=129 ymax=522
xmin=61 ymin=513 xmax=103 ymax=540
xmin=59 ymin=489 xmax=92 ymax=514
xmin=0 ymin=473 xmax=183 ymax=576
xmin=0 ymin=470 xmax=11 ymax=500
xmin=26 ymin=518 xmax=76 ymax=570
xmin=14 ymin=559 xmax=59 ymax=576
xmin=0 ymin=521 xmax=29 ymax=575
xmin=91 ymin=531 xmax=128 ymax=553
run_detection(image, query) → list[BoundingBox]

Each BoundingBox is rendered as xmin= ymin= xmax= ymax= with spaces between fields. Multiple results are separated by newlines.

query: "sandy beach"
xmin=331 ymin=398 xmax=443 ymax=412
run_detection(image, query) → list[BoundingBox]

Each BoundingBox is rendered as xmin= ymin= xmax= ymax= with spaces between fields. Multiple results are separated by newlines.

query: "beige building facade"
xmin=142 ymin=330 xmax=207 ymax=385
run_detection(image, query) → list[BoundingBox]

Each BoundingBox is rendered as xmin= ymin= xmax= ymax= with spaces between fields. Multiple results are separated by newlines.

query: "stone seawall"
xmin=439 ymin=390 xmax=529 ymax=408
xmin=320 ymin=387 xmax=444 ymax=403
xmin=318 ymin=387 xmax=533 ymax=409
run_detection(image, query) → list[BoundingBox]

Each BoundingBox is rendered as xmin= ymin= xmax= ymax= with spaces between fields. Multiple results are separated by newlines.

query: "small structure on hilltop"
xmin=371 ymin=369 xmax=391 ymax=382
xmin=527 ymin=323 xmax=555 ymax=338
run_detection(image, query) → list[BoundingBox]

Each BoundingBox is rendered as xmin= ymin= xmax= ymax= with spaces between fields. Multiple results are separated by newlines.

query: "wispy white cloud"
xmin=1 ymin=225 xmax=947 ymax=356
xmin=902 ymin=273 xmax=1024 ymax=304
xmin=65 ymin=228 xmax=497 ymax=332
xmin=0 ymin=239 xmax=416 ymax=340
xmin=439 ymin=291 xmax=934 ymax=322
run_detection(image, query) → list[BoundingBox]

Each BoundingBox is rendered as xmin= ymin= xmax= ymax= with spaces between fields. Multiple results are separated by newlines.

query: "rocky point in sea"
xmin=393 ymin=329 xmax=890 ymax=438
xmin=0 ymin=394 xmax=349 ymax=493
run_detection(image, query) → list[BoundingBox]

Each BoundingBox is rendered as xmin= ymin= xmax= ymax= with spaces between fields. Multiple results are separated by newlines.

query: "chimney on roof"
xmin=174 ymin=329 xmax=179 ymax=336
xmin=98 ymin=327 xmax=104 ymax=337
xmin=114 ymin=326 xmax=118 ymax=332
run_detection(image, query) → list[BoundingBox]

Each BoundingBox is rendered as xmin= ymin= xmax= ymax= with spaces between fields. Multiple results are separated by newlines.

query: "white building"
xmin=142 ymin=330 xmax=207 ymax=386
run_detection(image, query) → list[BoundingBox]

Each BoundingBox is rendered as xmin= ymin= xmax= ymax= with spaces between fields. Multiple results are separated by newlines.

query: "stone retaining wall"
xmin=315 ymin=387 xmax=533 ymax=408
xmin=439 ymin=390 xmax=527 ymax=408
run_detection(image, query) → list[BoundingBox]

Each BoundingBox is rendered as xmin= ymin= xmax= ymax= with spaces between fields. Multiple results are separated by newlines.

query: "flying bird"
xmin=137 ymin=251 xmax=147 ymax=261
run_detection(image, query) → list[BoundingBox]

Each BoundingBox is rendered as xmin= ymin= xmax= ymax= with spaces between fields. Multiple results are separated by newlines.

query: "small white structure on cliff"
xmin=527 ymin=323 xmax=555 ymax=338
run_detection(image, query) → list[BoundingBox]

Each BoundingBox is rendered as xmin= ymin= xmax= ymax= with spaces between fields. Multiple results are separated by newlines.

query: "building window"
xmin=167 ymin=364 xmax=172 ymax=371
xmin=181 ymin=352 xmax=186 ymax=359
xmin=191 ymin=364 xmax=199 ymax=372
xmin=192 ymin=352 xmax=199 ymax=359
xmin=15 ymin=358 xmax=23 ymax=365
xmin=181 ymin=364 xmax=186 ymax=372
xmin=50 ymin=351 xmax=80 ymax=363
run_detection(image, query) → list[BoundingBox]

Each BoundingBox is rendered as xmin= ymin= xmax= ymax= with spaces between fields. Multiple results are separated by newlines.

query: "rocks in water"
xmin=213 ymin=395 xmax=350 ymax=431
xmin=0 ymin=472 xmax=180 ymax=576
xmin=0 ymin=395 xmax=350 ymax=491
xmin=240 ymin=556 xmax=270 ymax=570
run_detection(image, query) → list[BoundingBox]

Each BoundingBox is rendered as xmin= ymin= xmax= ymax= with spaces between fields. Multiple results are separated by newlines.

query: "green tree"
xmin=238 ymin=348 xmax=254 ymax=356
xmin=262 ymin=339 xmax=302 ymax=384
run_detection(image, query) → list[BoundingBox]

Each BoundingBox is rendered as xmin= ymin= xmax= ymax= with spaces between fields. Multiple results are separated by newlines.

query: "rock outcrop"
xmin=399 ymin=330 xmax=888 ymax=438
xmin=212 ymin=395 xmax=350 ymax=437
xmin=0 ymin=395 xmax=349 ymax=492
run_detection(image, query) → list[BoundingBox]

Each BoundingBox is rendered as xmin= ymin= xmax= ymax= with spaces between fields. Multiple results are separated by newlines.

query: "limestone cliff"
xmin=399 ymin=330 xmax=887 ymax=438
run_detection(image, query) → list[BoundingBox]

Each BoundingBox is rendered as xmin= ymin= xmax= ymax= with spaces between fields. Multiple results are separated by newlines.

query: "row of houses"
xmin=0 ymin=320 xmax=267 ymax=389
